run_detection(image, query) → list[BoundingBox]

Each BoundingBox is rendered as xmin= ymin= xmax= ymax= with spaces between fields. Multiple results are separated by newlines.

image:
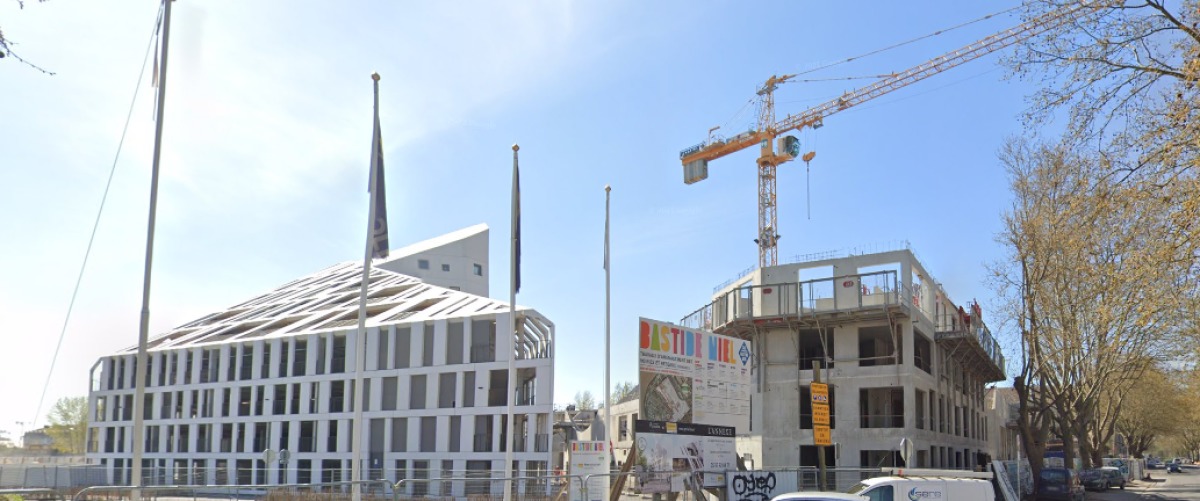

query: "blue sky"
xmin=0 ymin=1 xmax=1044 ymax=438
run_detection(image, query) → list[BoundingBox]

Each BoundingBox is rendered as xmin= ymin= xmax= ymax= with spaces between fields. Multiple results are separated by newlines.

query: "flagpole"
xmin=131 ymin=1 xmax=172 ymax=498
xmin=351 ymin=72 xmax=385 ymax=501
xmin=503 ymin=144 xmax=520 ymax=501
xmin=603 ymin=185 xmax=611 ymax=463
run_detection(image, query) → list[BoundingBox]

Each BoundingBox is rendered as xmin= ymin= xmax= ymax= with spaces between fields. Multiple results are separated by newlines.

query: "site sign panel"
xmin=638 ymin=317 xmax=752 ymax=432
xmin=810 ymin=383 xmax=828 ymax=403
xmin=812 ymin=404 xmax=830 ymax=426
xmin=811 ymin=382 xmax=830 ymax=428
xmin=634 ymin=420 xmax=737 ymax=493
xmin=814 ymin=426 xmax=832 ymax=446
xmin=568 ymin=441 xmax=611 ymax=501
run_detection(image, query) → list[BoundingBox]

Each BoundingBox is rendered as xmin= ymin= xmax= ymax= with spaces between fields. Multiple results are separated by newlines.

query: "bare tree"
xmin=1 ymin=0 xmax=54 ymax=74
xmin=1008 ymin=0 xmax=1199 ymax=171
xmin=1007 ymin=0 xmax=1200 ymax=298
xmin=993 ymin=135 xmax=1195 ymax=477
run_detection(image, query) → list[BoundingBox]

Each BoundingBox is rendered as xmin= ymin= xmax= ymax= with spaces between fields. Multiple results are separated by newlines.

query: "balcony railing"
xmin=681 ymin=271 xmax=901 ymax=331
xmin=934 ymin=305 xmax=1006 ymax=378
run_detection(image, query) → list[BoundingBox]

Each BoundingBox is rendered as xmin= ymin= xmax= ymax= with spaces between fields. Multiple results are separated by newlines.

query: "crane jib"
xmin=675 ymin=2 xmax=1089 ymax=269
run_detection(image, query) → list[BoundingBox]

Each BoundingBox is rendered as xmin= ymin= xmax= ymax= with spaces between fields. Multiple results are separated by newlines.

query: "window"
xmin=473 ymin=264 xmax=483 ymax=276
xmin=331 ymin=335 xmax=346 ymax=373
xmin=391 ymin=418 xmax=407 ymax=452
xmin=410 ymin=375 xmax=427 ymax=410
xmin=861 ymin=486 xmax=893 ymax=501
xmin=299 ymin=421 xmax=316 ymax=452
xmin=331 ymin=381 xmax=345 ymax=413
xmin=420 ymin=416 xmax=437 ymax=452
xmin=418 ymin=259 xmax=430 ymax=270
xmin=442 ymin=264 xmax=451 ymax=272
xmin=327 ymin=420 xmax=339 ymax=452
xmin=294 ymin=339 xmax=308 ymax=376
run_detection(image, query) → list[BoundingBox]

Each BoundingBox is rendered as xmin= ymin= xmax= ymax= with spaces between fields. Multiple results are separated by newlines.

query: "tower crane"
xmin=679 ymin=4 xmax=1087 ymax=268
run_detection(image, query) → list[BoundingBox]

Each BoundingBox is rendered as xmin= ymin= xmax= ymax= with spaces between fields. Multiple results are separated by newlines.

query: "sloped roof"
xmin=381 ymin=223 xmax=488 ymax=263
xmin=125 ymin=260 xmax=538 ymax=353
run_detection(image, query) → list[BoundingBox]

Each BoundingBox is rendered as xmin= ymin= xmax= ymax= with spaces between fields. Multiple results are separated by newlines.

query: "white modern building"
xmin=986 ymin=387 xmax=1020 ymax=461
xmin=86 ymin=225 xmax=556 ymax=495
xmin=680 ymin=248 xmax=1005 ymax=472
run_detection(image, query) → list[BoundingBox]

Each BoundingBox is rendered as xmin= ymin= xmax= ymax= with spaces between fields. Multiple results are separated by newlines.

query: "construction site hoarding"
xmin=633 ymin=420 xmax=737 ymax=493
xmin=638 ymin=317 xmax=752 ymax=432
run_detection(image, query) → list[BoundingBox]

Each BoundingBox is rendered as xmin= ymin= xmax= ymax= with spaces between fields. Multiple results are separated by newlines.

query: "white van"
xmin=845 ymin=469 xmax=996 ymax=501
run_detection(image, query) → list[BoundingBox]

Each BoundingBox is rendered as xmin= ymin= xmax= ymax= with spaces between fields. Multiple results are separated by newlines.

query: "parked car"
xmin=1168 ymin=462 xmax=1183 ymax=473
xmin=1098 ymin=467 xmax=1126 ymax=490
xmin=1147 ymin=458 xmax=1162 ymax=469
xmin=1038 ymin=468 xmax=1085 ymax=501
xmin=1078 ymin=469 xmax=1108 ymax=491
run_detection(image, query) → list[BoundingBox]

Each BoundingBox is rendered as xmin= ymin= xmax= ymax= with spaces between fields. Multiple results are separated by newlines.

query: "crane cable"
xmin=30 ymin=5 xmax=164 ymax=427
xmin=788 ymin=6 xmax=1020 ymax=78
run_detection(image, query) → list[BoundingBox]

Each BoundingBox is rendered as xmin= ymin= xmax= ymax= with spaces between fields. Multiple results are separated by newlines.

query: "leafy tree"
xmin=45 ymin=396 xmax=88 ymax=454
xmin=611 ymin=381 xmax=637 ymax=404
xmin=572 ymin=390 xmax=596 ymax=411
xmin=1117 ymin=367 xmax=1184 ymax=458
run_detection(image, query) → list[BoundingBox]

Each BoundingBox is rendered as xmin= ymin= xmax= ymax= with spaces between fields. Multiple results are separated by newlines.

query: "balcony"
xmin=934 ymin=303 xmax=1006 ymax=382
xmin=681 ymin=271 xmax=905 ymax=334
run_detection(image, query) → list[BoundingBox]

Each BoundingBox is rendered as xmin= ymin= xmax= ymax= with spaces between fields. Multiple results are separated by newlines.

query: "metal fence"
xmin=0 ymin=464 xmax=108 ymax=489
xmin=395 ymin=475 xmax=583 ymax=500
xmin=52 ymin=465 xmax=967 ymax=501
xmin=74 ymin=479 xmax=396 ymax=501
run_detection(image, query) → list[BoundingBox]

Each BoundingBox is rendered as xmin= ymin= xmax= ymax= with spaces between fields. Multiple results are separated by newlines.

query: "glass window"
xmin=418 ymin=259 xmax=430 ymax=270
xmin=473 ymin=264 xmax=483 ymax=276
xmin=862 ymin=486 xmax=893 ymax=501
xmin=442 ymin=264 xmax=450 ymax=272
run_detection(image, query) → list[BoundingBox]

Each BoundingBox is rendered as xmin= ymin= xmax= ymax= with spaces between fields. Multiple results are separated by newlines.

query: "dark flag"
xmin=369 ymin=74 xmax=389 ymax=260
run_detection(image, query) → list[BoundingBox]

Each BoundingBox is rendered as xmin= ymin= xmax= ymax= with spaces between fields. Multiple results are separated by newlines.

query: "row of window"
xmin=90 ymin=415 xmax=550 ymax=456
xmin=100 ymin=321 xmax=500 ymax=392
xmin=797 ymin=327 xmax=989 ymax=408
xmin=95 ymin=368 xmax=536 ymax=423
xmin=416 ymin=260 xmax=483 ymax=277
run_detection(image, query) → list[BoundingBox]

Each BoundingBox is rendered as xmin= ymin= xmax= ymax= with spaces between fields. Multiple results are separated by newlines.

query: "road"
xmin=1091 ymin=465 xmax=1200 ymax=501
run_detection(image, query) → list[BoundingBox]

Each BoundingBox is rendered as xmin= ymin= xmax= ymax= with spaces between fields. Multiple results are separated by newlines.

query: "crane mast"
xmin=681 ymin=4 xmax=1086 ymax=268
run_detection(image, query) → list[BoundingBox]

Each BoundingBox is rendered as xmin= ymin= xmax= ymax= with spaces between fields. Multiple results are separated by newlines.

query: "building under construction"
xmin=680 ymin=247 xmax=1005 ymax=471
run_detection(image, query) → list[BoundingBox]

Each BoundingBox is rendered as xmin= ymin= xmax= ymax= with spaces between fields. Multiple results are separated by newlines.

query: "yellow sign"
xmin=814 ymin=425 xmax=832 ymax=446
xmin=813 ymin=404 xmax=830 ymax=426
xmin=811 ymin=382 xmax=829 ymax=403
